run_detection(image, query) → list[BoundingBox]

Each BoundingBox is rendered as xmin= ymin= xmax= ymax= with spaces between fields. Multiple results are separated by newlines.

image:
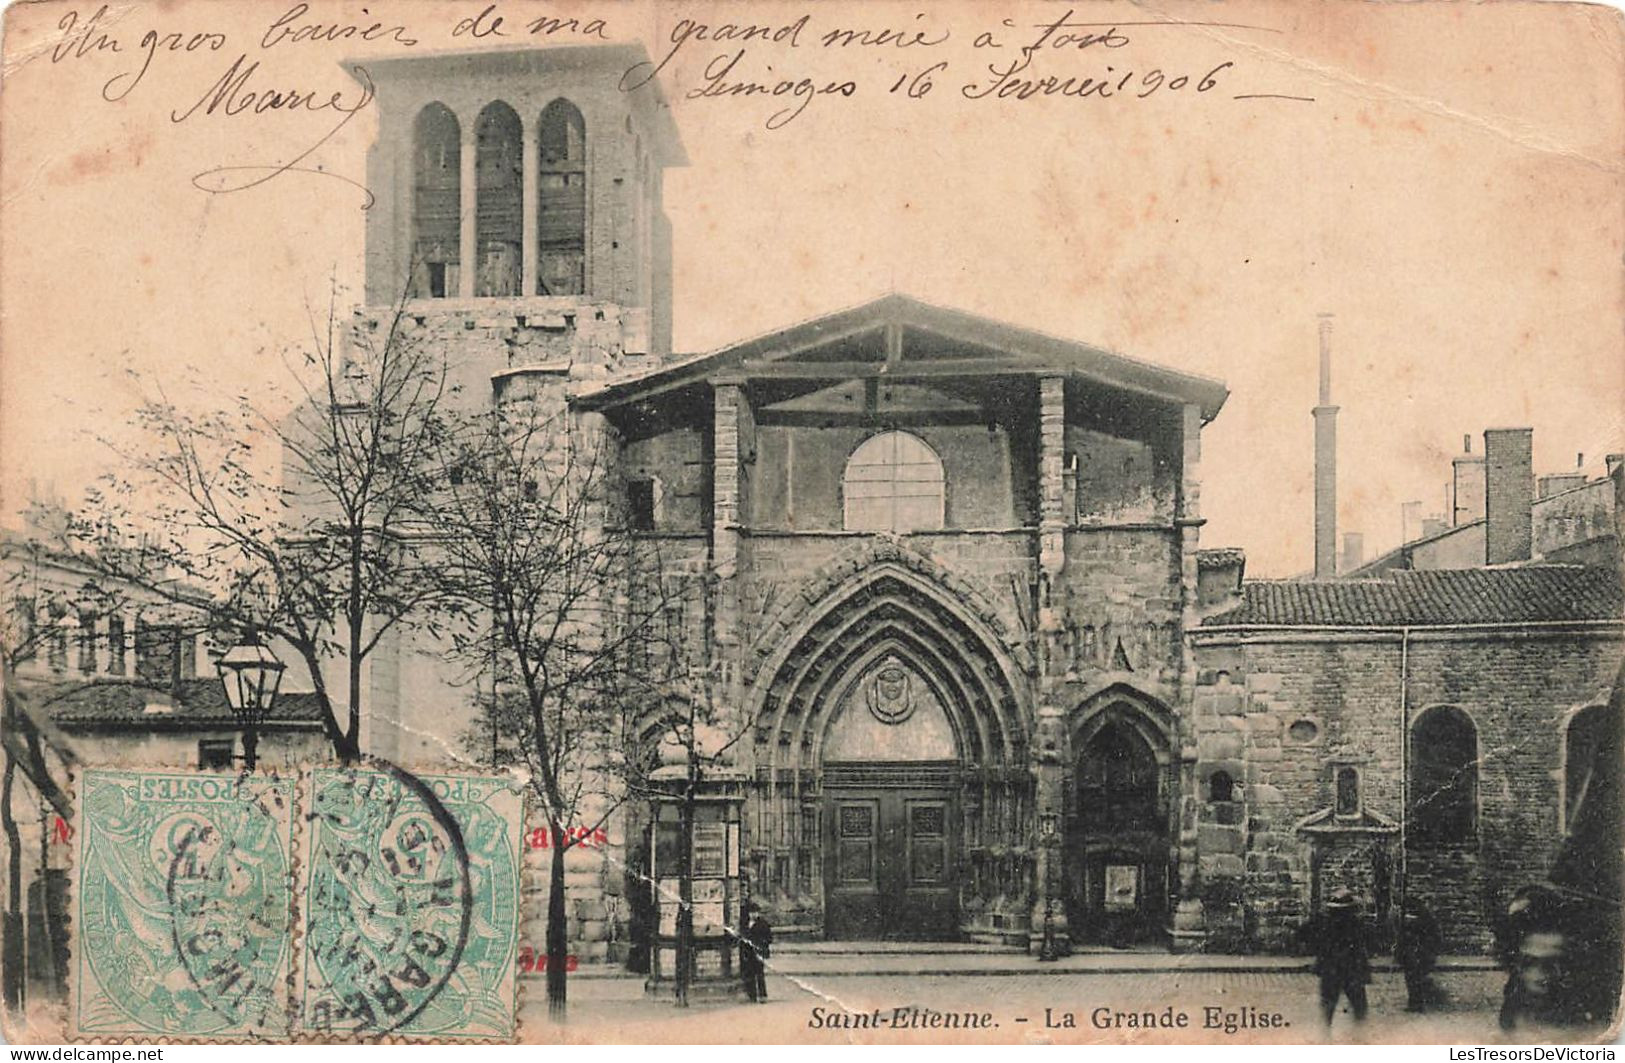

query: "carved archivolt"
xmin=747 ymin=557 xmax=1030 ymax=775
xmin=744 ymin=537 xmax=1032 ymax=689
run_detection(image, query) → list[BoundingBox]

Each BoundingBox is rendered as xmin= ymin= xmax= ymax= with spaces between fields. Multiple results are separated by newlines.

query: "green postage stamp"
xmin=298 ymin=768 xmax=523 ymax=1040
xmin=69 ymin=767 xmax=522 ymax=1042
xmin=71 ymin=770 xmax=294 ymax=1041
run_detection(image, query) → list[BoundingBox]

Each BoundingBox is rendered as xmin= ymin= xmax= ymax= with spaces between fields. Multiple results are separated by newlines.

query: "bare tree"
xmin=429 ymin=395 xmax=667 ymax=1019
xmin=68 ymin=281 xmax=461 ymax=763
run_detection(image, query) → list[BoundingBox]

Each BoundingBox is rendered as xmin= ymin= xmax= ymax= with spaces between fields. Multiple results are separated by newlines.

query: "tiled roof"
xmin=1202 ymin=566 xmax=1624 ymax=628
xmin=38 ymin=678 xmax=328 ymax=730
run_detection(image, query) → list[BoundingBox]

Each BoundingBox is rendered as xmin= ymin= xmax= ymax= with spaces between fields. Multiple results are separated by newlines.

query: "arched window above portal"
xmin=537 ymin=98 xmax=586 ymax=296
xmin=843 ymin=431 xmax=945 ymax=533
xmin=411 ymin=103 xmax=460 ymax=299
xmin=474 ymin=101 xmax=523 ymax=297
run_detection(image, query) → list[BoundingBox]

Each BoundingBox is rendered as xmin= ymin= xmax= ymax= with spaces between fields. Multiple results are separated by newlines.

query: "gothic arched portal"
xmin=746 ymin=566 xmax=1029 ymax=942
xmin=1067 ymin=691 xmax=1177 ymax=946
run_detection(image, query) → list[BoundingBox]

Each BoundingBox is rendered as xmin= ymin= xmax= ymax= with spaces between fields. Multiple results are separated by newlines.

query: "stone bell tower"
xmin=352 ymin=44 xmax=686 ymax=365
xmin=347 ymin=43 xmax=685 ymax=770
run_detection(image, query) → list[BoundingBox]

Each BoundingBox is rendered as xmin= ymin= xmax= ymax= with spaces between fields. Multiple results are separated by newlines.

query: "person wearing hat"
xmin=1298 ymin=888 xmax=1375 ymax=1025
xmin=1395 ymin=899 xmax=1442 ymax=1012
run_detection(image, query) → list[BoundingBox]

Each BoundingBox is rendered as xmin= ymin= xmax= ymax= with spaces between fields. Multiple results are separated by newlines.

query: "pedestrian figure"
xmin=1299 ymin=888 xmax=1374 ymax=1025
xmin=1497 ymin=886 xmax=1567 ymax=1030
xmin=1395 ymin=900 xmax=1442 ymax=1012
xmin=740 ymin=912 xmax=773 ymax=1003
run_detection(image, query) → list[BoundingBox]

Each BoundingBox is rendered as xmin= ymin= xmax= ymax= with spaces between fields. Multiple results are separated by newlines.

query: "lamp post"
xmin=216 ymin=631 xmax=285 ymax=772
xmin=1039 ymin=809 xmax=1060 ymax=962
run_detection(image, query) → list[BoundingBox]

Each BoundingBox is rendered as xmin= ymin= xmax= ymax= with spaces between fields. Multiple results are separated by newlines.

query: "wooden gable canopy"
xmin=574 ymin=294 xmax=1229 ymax=432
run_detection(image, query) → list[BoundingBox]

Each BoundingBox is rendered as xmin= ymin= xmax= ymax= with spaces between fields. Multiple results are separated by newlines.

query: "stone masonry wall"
xmin=1056 ymin=529 xmax=1185 ymax=692
xmin=1189 ymin=630 xmax=1623 ymax=953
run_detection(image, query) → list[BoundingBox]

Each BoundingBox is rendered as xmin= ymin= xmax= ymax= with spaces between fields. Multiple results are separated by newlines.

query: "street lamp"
xmin=216 ymin=631 xmax=284 ymax=771
xmin=1039 ymin=810 xmax=1061 ymax=962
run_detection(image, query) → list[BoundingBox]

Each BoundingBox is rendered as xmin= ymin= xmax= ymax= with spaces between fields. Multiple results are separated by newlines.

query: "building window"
xmin=11 ymin=596 xmax=35 ymax=660
xmin=537 ymin=99 xmax=587 ymax=296
xmin=1078 ymin=722 xmax=1163 ymax=834
xmin=76 ymin=611 xmax=96 ymax=673
xmin=1287 ymin=718 xmax=1320 ymax=744
xmin=1564 ymin=705 xmax=1609 ymax=832
xmin=1334 ymin=766 xmax=1360 ymax=817
xmin=843 ymin=431 xmax=945 ymax=533
xmin=1410 ymin=706 xmax=1478 ymax=845
xmin=46 ymin=601 xmax=68 ymax=670
xmin=475 ymin=101 xmax=523 ymax=297
xmin=135 ymin=621 xmax=182 ymax=686
xmin=1208 ymin=770 xmax=1235 ymax=803
xmin=198 ymin=740 xmax=235 ymax=771
xmin=411 ymin=102 xmax=461 ymax=299
xmin=106 ymin=613 xmax=125 ymax=675
xmin=627 ymin=477 xmax=660 ymax=531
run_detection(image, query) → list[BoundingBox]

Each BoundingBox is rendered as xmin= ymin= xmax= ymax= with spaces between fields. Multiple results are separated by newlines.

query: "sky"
xmin=1 ymin=0 xmax=1621 ymax=576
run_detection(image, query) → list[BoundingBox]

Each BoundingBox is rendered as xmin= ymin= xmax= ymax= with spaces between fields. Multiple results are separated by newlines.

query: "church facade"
xmin=348 ymin=45 xmax=1624 ymax=959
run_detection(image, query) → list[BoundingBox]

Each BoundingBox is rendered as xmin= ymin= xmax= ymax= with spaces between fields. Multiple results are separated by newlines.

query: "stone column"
xmin=521 ymin=117 xmax=539 ymax=298
xmin=118 ymin=609 xmax=135 ymax=676
xmin=458 ymin=117 xmax=477 ymax=298
xmin=1038 ymin=375 xmax=1067 ymax=578
xmin=1030 ymin=375 xmax=1072 ymax=955
xmin=1177 ymin=403 xmax=1203 ymax=705
xmin=1030 ymin=713 xmax=1071 ymax=956
xmin=92 ymin=614 xmax=111 ymax=675
xmin=710 ymin=379 xmax=748 ymax=746
xmin=712 ymin=380 xmax=743 ymax=574
xmin=1171 ymin=402 xmax=1207 ymax=950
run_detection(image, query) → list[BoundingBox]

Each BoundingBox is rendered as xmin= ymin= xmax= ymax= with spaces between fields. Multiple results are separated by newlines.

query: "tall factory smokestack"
xmin=1313 ymin=314 xmax=1339 ymax=579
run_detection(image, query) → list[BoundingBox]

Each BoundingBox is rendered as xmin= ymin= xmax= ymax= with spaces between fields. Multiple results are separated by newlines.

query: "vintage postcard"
xmin=1 ymin=0 xmax=1622 ymax=1048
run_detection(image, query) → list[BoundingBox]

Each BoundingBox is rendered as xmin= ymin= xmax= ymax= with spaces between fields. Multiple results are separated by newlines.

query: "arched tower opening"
xmin=410 ymin=103 xmax=460 ymax=299
xmin=474 ymin=101 xmax=523 ymax=297
xmin=536 ymin=99 xmax=587 ymax=296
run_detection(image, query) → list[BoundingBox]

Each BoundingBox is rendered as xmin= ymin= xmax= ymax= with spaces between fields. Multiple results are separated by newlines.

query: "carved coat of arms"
xmin=865 ymin=657 xmax=917 ymax=725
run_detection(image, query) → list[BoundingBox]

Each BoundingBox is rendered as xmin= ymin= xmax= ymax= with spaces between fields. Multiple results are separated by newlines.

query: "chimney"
xmin=1451 ymin=435 xmax=1486 ymax=527
xmin=1341 ymin=531 xmax=1365 ymax=573
xmin=1484 ymin=427 xmax=1534 ymax=564
xmin=1401 ymin=500 xmax=1424 ymax=544
xmin=1313 ymin=314 xmax=1338 ymax=579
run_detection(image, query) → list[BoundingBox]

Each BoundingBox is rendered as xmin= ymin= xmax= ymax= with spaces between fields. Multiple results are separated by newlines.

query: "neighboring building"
xmin=1190 ymin=562 xmax=1623 ymax=951
xmin=0 ymin=529 xmax=328 ymax=1009
xmin=1347 ymin=433 xmax=1620 ymax=579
